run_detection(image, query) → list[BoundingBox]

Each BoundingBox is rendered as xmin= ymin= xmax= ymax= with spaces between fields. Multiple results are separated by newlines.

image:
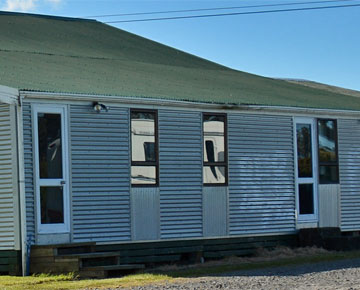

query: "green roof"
xmin=1 ymin=12 xmax=360 ymax=110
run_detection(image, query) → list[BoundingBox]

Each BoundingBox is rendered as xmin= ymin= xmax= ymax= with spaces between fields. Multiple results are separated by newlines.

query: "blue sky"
xmin=2 ymin=0 xmax=360 ymax=91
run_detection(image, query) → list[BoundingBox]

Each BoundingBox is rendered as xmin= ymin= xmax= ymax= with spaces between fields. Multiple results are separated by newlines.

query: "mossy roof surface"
xmin=1 ymin=12 xmax=360 ymax=110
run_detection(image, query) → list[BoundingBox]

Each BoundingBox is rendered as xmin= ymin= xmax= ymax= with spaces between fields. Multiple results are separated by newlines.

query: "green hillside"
xmin=1 ymin=12 xmax=360 ymax=110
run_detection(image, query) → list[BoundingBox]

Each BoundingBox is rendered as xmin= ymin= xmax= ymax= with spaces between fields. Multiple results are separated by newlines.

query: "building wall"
xmin=0 ymin=103 xmax=20 ymax=250
xmin=228 ymin=113 xmax=296 ymax=235
xmin=338 ymin=119 xmax=360 ymax=231
xmin=23 ymin=101 xmax=302 ymax=244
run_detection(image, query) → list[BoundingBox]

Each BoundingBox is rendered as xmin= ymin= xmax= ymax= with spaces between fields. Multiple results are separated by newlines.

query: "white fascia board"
xmin=0 ymin=85 xmax=19 ymax=105
xmin=20 ymin=90 xmax=360 ymax=119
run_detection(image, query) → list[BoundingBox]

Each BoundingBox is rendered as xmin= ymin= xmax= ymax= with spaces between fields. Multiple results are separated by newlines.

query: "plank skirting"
xmin=29 ymin=234 xmax=298 ymax=277
xmin=0 ymin=250 xmax=21 ymax=275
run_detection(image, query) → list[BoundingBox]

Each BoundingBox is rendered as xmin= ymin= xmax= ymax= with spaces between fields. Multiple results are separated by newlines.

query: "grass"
xmin=0 ymin=273 xmax=172 ymax=290
xmin=2 ymin=247 xmax=360 ymax=290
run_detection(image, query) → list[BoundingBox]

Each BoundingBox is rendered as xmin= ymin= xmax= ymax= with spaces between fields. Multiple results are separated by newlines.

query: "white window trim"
xmin=294 ymin=117 xmax=319 ymax=223
xmin=32 ymin=104 xmax=70 ymax=234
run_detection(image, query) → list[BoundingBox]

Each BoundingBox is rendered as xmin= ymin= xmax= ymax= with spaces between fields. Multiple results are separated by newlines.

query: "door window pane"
xmin=203 ymin=115 xmax=225 ymax=162
xmin=319 ymin=165 xmax=338 ymax=184
xmin=296 ymin=124 xmax=313 ymax=178
xmin=40 ymin=186 xmax=64 ymax=224
xmin=299 ymin=184 xmax=314 ymax=215
xmin=38 ymin=113 xmax=63 ymax=178
xmin=318 ymin=120 xmax=336 ymax=162
xmin=203 ymin=166 xmax=226 ymax=184
xmin=131 ymin=166 xmax=156 ymax=185
xmin=131 ymin=112 xmax=155 ymax=162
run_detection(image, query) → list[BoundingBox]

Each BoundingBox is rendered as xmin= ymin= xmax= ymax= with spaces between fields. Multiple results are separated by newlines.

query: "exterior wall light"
xmin=93 ymin=102 xmax=109 ymax=113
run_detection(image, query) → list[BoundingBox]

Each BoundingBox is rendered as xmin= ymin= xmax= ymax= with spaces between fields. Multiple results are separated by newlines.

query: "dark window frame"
xmin=130 ymin=108 xmax=159 ymax=187
xmin=203 ymin=113 xmax=228 ymax=186
xmin=317 ymin=118 xmax=339 ymax=184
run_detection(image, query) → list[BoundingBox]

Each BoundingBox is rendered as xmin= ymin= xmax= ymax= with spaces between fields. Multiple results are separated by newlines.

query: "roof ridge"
xmin=0 ymin=10 xmax=96 ymax=22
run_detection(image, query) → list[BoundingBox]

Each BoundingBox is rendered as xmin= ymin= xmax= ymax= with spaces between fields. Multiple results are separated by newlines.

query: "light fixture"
xmin=93 ymin=102 xmax=109 ymax=113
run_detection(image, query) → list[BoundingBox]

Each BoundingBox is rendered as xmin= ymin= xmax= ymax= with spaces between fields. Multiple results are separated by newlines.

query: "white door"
xmin=33 ymin=104 xmax=70 ymax=234
xmin=294 ymin=117 xmax=318 ymax=222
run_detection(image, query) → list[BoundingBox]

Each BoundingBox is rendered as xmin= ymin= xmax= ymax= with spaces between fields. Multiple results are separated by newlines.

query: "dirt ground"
xmin=127 ymin=257 xmax=360 ymax=290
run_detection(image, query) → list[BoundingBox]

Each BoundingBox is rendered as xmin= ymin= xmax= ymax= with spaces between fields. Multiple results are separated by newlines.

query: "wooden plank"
xmin=30 ymin=261 xmax=79 ymax=274
xmin=82 ymin=264 xmax=145 ymax=271
xmin=30 ymin=248 xmax=55 ymax=258
xmin=120 ymin=254 xmax=181 ymax=264
xmin=30 ymin=256 xmax=55 ymax=264
xmin=31 ymin=242 xmax=96 ymax=249
xmin=114 ymin=246 xmax=204 ymax=258
xmin=204 ymin=249 xmax=254 ymax=258
xmin=56 ymin=252 xmax=121 ymax=260
xmin=0 ymin=251 xmax=19 ymax=258
xmin=96 ymin=239 xmax=206 ymax=252
xmin=0 ymin=257 xmax=19 ymax=265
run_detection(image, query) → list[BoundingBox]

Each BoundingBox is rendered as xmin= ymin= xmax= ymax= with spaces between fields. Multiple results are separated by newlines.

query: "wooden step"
xmin=80 ymin=264 xmax=145 ymax=278
xmin=56 ymin=251 xmax=121 ymax=260
xmin=31 ymin=242 xmax=96 ymax=250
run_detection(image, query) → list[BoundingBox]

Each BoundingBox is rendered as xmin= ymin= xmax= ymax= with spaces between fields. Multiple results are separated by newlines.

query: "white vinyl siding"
xmin=0 ymin=103 xmax=19 ymax=250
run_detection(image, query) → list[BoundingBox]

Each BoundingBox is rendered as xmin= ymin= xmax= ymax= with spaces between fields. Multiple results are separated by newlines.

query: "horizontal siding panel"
xmin=338 ymin=119 xmax=360 ymax=230
xmin=228 ymin=113 xmax=296 ymax=236
xmin=159 ymin=110 xmax=202 ymax=239
xmin=71 ymin=105 xmax=131 ymax=242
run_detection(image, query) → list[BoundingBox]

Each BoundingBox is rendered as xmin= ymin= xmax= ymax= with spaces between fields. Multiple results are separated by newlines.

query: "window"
xmin=131 ymin=109 xmax=158 ymax=186
xmin=318 ymin=119 xmax=339 ymax=184
xmin=203 ymin=113 xmax=227 ymax=185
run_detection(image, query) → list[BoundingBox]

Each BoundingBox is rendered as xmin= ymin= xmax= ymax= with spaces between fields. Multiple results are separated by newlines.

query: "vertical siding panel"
xmin=70 ymin=105 xmax=131 ymax=242
xmin=131 ymin=187 xmax=159 ymax=241
xmin=338 ymin=119 xmax=360 ymax=230
xmin=159 ymin=110 xmax=202 ymax=239
xmin=0 ymin=104 xmax=17 ymax=249
xmin=318 ymin=184 xmax=340 ymax=227
xmin=22 ymin=103 xmax=35 ymax=244
xmin=203 ymin=187 xmax=227 ymax=237
xmin=228 ymin=114 xmax=296 ymax=235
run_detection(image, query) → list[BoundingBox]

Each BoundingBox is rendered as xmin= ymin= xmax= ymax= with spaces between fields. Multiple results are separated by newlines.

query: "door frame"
xmin=32 ymin=104 xmax=70 ymax=234
xmin=293 ymin=117 xmax=319 ymax=222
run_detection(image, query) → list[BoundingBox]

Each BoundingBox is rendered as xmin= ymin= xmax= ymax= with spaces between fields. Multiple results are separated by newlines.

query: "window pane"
xmin=203 ymin=115 xmax=225 ymax=162
xmin=40 ymin=186 xmax=64 ymax=224
xmin=131 ymin=166 xmax=156 ymax=185
xmin=299 ymin=184 xmax=314 ymax=215
xmin=318 ymin=120 xmax=337 ymax=163
xmin=131 ymin=112 xmax=155 ymax=162
xmin=203 ymin=166 xmax=226 ymax=184
xmin=296 ymin=124 xmax=313 ymax=178
xmin=319 ymin=165 xmax=338 ymax=183
xmin=38 ymin=113 xmax=63 ymax=178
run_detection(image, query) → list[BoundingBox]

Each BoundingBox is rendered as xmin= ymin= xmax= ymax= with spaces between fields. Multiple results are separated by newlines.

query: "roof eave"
xmin=20 ymin=90 xmax=360 ymax=119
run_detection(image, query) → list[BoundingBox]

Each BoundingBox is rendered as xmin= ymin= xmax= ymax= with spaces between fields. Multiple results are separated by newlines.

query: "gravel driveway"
xmin=126 ymin=258 xmax=360 ymax=290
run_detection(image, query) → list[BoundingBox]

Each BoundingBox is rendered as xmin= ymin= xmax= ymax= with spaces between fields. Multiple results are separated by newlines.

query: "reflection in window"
xmin=318 ymin=119 xmax=339 ymax=183
xmin=40 ymin=186 xmax=64 ymax=224
xmin=144 ymin=142 xmax=155 ymax=162
xmin=131 ymin=110 xmax=158 ymax=186
xmin=131 ymin=166 xmax=156 ymax=185
xmin=38 ymin=113 xmax=63 ymax=179
xmin=296 ymin=124 xmax=312 ymax=178
xmin=203 ymin=114 xmax=227 ymax=185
